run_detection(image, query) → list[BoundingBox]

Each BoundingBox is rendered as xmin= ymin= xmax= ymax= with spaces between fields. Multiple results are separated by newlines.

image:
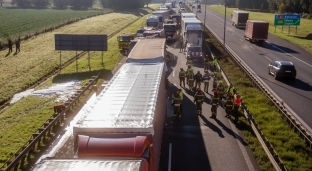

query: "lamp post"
xmin=204 ymin=0 xmax=207 ymax=32
xmin=222 ymin=2 xmax=226 ymax=58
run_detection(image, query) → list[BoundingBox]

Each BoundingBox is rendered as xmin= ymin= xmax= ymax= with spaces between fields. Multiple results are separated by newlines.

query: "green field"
xmin=0 ymin=8 xmax=110 ymax=42
xmin=0 ymin=4 xmax=159 ymax=167
xmin=207 ymin=5 xmax=312 ymax=53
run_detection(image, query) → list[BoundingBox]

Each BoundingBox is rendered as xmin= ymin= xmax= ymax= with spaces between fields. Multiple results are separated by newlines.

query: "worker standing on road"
xmin=202 ymin=70 xmax=211 ymax=93
xmin=212 ymin=58 xmax=218 ymax=72
xmin=212 ymin=73 xmax=219 ymax=91
xmin=204 ymin=56 xmax=209 ymax=71
xmin=194 ymin=88 xmax=205 ymax=115
xmin=168 ymin=92 xmax=182 ymax=120
xmin=195 ymin=71 xmax=203 ymax=89
xmin=184 ymin=40 xmax=188 ymax=52
xmin=217 ymin=81 xmax=226 ymax=107
xmin=186 ymin=65 xmax=193 ymax=84
xmin=179 ymin=68 xmax=186 ymax=87
xmin=178 ymin=89 xmax=184 ymax=116
xmin=233 ymin=94 xmax=242 ymax=123
xmin=180 ymin=40 xmax=184 ymax=52
xmin=187 ymin=69 xmax=195 ymax=90
xmin=210 ymin=90 xmax=219 ymax=118
xmin=225 ymin=93 xmax=234 ymax=117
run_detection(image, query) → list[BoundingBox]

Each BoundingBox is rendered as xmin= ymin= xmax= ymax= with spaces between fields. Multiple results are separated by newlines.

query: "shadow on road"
xmin=259 ymin=42 xmax=299 ymax=54
xmin=199 ymin=114 xmax=225 ymax=138
xmin=159 ymin=83 xmax=212 ymax=171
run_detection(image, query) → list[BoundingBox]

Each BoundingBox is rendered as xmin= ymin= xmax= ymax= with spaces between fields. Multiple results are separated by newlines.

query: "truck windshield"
xmin=188 ymin=47 xmax=202 ymax=52
xmin=164 ymin=25 xmax=176 ymax=32
xmin=147 ymin=22 xmax=158 ymax=27
xmin=118 ymin=36 xmax=130 ymax=42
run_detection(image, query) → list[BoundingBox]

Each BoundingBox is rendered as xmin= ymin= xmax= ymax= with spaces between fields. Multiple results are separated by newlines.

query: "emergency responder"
xmin=8 ymin=39 xmax=13 ymax=53
xmin=194 ymin=71 xmax=202 ymax=89
xmin=210 ymin=90 xmax=219 ymax=118
xmin=233 ymin=94 xmax=242 ymax=123
xmin=202 ymin=70 xmax=211 ymax=93
xmin=180 ymin=39 xmax=184 ymax=52
xmin=186 ymin=56 xmax=193 ymax=66
xmin=217 ymin=81 xmax=226 ymax=107
xmin=178 ymin=89 xmax=184 ymax=115
xmin=227 ymin=84 xmax=236 ymax=98
xmin=167 ymin=91 xmax=182 ymax=120
xmin=179 ymin=68 xmax=186 ymax=87
xmin=225 ymin=93 xmax=234 ymax=117
xmin=186 ymin=64 xmax=193 ymax=84
xmin=204 ymin=56 xmax=209 ymax=71
xmin=194 ymin=88 xmax=204 ymax=115
xmin=187 ymin=69 xmax=195 ymax=90
xmin=212 ymin=58 xmax=218 ymax=72
xmin=15 ymin=38 xmax=20 ymax=53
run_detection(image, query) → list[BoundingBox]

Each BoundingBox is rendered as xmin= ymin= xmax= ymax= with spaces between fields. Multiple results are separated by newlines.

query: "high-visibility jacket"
xmin=186 ymin=59 xmax=193 ymax=65
xmin=225 ymin=98 xmax=234 ymax=108
xmin=213 ymin=58 xmax=218 ymax=65
xmin=194 ymin=91 xmax=204 ymax=103
xmin=228 ymin=86 xmax=235 ymax=94
xmin=179 ymin=70 xmax=186 ymax=77
xmin=188 ymin=73 xmax=194 ymax=80
xmin=234 ymin=97 xmax=242 ymax=106
xmin=179 ymin=91 xmax=183 ymax=100
xmin=203 ymin=74 xmax=211 ymax=82
xmin=187 ymin=68 xmax=193 ymax=75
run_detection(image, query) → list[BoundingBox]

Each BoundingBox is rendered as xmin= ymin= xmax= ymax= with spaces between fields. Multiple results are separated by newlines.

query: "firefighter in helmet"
xmin=194 ymin=88 xmax=205 ymax=115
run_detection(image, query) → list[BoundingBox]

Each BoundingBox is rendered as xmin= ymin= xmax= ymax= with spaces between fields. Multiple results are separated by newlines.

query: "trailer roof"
xmin=31 ymin=159 xmax=143 ymax=171
xmin=127 ymin=38 xmax=166 ymax=62
xmin=73 ymin=62 xmax=164 ymax=134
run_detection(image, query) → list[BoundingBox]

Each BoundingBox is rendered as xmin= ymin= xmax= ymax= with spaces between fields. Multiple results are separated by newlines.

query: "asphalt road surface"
xmin=194 ymin=7 xmax=312 ymax=133
xmin=158 ymin=41 xmax=259 ymax=171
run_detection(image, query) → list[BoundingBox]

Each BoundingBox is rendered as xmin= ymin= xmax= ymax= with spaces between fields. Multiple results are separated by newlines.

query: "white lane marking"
xmin=239 ymin=39 xmax=243 ymax=42
xmin=265 ymin=56 xmax=272 ymax=61
xmin=249 ymin=46 xmax=255 ymax=50
xmin=168 ymin=143 xmax=172 ymax=171
xmin=172 ymin=70 xmax=175 ymax=77
xmin=266 ymin=41 xmax=312 ymax=68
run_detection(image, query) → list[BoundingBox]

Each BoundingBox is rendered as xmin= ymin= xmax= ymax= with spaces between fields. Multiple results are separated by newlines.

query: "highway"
xmin=158 ymin=42 xmax=259 ymax=170
xmin=194 ymin=7 xmax=312 ymax=132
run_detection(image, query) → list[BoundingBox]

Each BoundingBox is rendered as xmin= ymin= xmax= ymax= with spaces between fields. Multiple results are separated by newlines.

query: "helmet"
xmin=197 ymin=88 xmax=201 ymax=92
xmin=219 ymin=81 xmax=223 ymax=84
xmin=228 ymin=93 xmax=233 ymax=97
xmin=180 ymin=68 xmax=183 ymax=70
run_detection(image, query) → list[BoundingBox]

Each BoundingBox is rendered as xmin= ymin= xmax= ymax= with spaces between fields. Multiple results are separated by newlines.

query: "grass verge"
xmin=207 ymin=5 xmax=312 ymax=53
xmin=0 ymin=4 xmax=159 ymax=166
xmin=0 ymin=5 xmax=158 ymax=107
xmin=204 ymin=25 xmax=312 ymax=171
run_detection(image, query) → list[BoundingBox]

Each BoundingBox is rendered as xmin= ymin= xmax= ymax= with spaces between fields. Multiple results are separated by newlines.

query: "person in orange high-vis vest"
xmin=233 ymin=94 xmax=242 ymax=124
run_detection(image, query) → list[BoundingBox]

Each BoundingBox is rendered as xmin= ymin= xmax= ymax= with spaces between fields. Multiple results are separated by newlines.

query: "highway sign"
xmin=274 ymin=14 xmax=301 ymax=26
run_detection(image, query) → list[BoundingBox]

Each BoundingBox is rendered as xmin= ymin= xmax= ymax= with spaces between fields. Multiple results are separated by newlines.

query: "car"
xmin=268 ymin=61 xmax=297 ymax=80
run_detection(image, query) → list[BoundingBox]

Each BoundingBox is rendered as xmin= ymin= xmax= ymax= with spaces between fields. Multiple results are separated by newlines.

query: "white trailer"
xmin=164 ymin=2 xmax=172 ymax=11
xmin=181 ymin=13 xmax=196 ymax=18
xmin=181 ymin=18 xmax=203 ymax=46
xmin=73 ymin=39 xmax=167 ymax=171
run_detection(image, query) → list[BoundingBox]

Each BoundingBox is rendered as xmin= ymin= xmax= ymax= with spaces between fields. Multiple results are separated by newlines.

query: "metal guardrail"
xmin=1 ymin=74 xmax=100 ymax=171
xmin=197 ymin=11 xmax=312 ymax=171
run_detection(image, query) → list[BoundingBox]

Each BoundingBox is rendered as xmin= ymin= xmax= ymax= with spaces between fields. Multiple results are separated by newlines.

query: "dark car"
xmin=268 ymin=61 xmax=296 ymax=80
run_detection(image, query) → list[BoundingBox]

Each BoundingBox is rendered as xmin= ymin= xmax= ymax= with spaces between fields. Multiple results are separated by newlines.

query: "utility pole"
xmin=204 ymin=0 xmax=207 ymax=32
xmin=223 ymin=3 xmax=226 ymax=58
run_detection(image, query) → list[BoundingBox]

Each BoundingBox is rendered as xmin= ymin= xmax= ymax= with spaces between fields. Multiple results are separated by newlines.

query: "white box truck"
xmin=232 ymin=10 xmax=249 ymax=28
xmin=181 ymin=18 xmax=203 ymax=46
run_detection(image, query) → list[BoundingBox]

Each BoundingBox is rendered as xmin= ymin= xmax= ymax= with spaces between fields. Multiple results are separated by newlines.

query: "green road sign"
xmin=274 ymin=14 xmax=301 ymax=26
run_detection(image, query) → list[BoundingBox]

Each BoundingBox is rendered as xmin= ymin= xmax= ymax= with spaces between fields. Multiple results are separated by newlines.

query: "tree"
xmin=12 ymin=0 xmax=32 ymax=7
xmin=278 ymin=2 xmax=285 ymax=13
xmin=0 ymin=0 xmax=3 ymax=7
xmin=52 ymin=0 xmax=69 ymax=8
xmin=31 ymin=0 xmax=50 ymax=7
xmin=71 ymin=0 xmax=95 ymax=9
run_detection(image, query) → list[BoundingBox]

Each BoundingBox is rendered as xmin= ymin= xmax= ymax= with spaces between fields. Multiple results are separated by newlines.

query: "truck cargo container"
xmin=152 ymin=11 xmax=170 ymax=28
xmin=181 ymin=13 xmax=196 ymax=18
xmin=231 ymin=10 xmax=249 ymax=28
xmin=181 ymin=18 xmax=202 ymax=46
xmin=73 ymin=38 xmax=167 ymax=171
xmin=147 ymin=15 xmax=160 ymax=28
xmin=244 ymin=20 xmax=269 ymax=43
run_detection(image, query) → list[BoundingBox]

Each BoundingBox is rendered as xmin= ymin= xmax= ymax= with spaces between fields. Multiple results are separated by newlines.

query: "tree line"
xmin=222 ymin=0 xmax=312 ymax=14
xmin=11 ymin=0 xmax=152 ymax=9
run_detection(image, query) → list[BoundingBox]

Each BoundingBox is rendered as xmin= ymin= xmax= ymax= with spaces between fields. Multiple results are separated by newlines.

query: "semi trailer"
xmin=232 ymin=10 xmax=249 ymax=28
xmin=244 ymin=20 xmax=269 ymax=43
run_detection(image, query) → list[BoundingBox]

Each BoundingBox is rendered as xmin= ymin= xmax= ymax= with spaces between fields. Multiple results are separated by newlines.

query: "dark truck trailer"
xmin=244 ymin=20 xmax=269 ymax=43
xmin=232 ymin=10 xmax=249 ymax=28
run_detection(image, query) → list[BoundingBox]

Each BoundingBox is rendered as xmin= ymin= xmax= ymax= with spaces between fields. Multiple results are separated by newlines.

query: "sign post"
xmin=274 ymin=14 xmax=301 ymax=34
